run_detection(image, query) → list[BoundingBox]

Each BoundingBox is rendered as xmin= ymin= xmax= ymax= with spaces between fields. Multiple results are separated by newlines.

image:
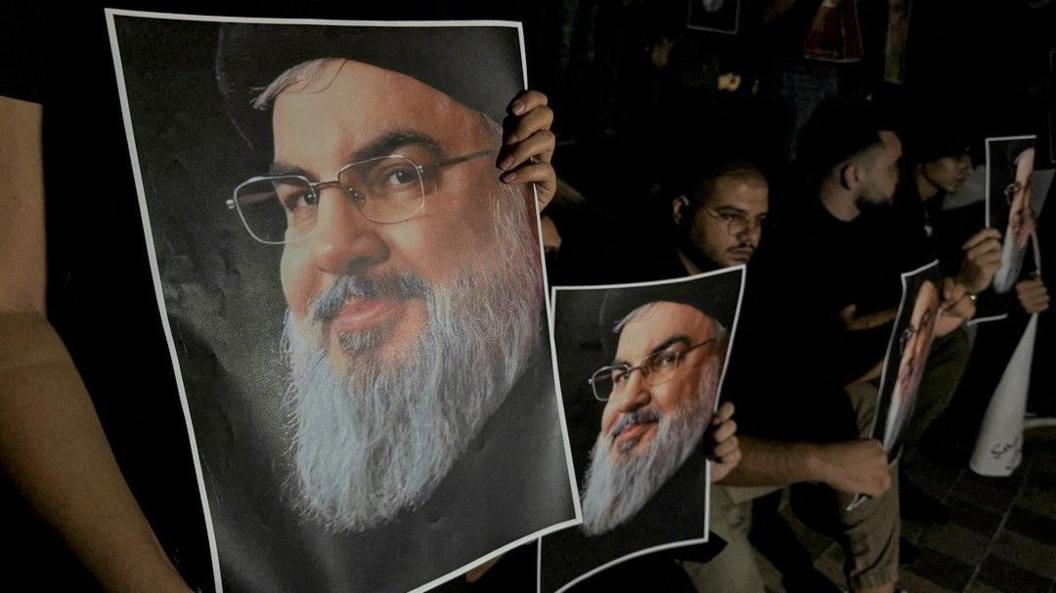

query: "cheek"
xmin=600 ymin=404 xmax=617 ymax=437
xmin=280 ymin=246 xmax=313 ymax=318
xmin=652 ymin=382 xmax=685 ymax=416
xmin=691 ymin=217 xmax=730 ymax=252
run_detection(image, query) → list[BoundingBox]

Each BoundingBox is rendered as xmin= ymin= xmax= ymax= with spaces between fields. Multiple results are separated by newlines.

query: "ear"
xmin=672 ymin=195 xmax=690 ymax=225
xmin=840 ymin=163 xmax=860 ymax=191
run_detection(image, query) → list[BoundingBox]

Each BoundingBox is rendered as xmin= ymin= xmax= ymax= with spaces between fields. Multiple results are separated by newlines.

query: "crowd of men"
xmin=542 ymin=95 xmax=1051 ymax=593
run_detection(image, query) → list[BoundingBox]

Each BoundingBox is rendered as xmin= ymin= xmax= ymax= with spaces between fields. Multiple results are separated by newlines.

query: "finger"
xmin=712 ymin=420 xmax=738 ymax=443
xmin=500 ymin=161 xmax=554 ymax=189
xmin=501 ymin=163 xmax=555 ymax=210
xmin=1020 ymin=285 xmax=1048 ymax=299
xmin=975 ymin=253 xmax=1004 ymax=269
xmin=509 ymin=89 xmax=548 ymax=116
xmin=965 ymin=239 xmax=1002 ymax=260
xmin=962 ymin=228 xmax=1002 ymax=250
xmin=713 ymin=401 xmax=735 ymax=424
xmin=712 ymin=436 xmax=739 ymax=459
xmin=504 ymin=106 xmax=554 ymax=146
xmin=498 ymin=129 xmax=556 ymax=170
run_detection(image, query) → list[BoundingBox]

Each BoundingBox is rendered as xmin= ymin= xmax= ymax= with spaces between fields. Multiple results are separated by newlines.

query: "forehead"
xmin=706 ymin=174 xmax=769 ymax=213
xmin=879 ymin=130 xmax=903 ymax=157
xmin=271 ymin=60 xmax=484 ymax=164
xmin=615 ymin=302 xmax=715 ymax=358
xmin=911 ymin=281 xmax=940 ymax=315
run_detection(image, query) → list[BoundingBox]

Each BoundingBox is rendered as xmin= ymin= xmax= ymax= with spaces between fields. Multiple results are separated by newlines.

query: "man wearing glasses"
xmin=669 ymin=160 xmax=770 ymax=273
xmin=211 ymin=25 xmax=576 ymax=586
xmin=580 ymin=299 xmax=730 ymax=535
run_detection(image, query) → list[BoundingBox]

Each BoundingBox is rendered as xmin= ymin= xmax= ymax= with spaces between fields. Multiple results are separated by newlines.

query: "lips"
xmin=612 ymin=419 xmax=658 ymax=454
xmin=328 ymin=297 xmax=403 ymax=337
xmin=727 ymin=248 xmax=754 ymax=261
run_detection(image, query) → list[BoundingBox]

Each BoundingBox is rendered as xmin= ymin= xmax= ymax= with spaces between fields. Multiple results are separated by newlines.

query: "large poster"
xmin=541 ymin=268 xmax=744 ymax=592
xmin=106 ymin=11 xmax=578 ymax=593
xmin=868 ymin=261 xmax=942 ymax=459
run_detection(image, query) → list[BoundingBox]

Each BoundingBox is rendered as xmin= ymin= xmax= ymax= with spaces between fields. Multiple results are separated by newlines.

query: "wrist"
xmin=803 ymin=443 xmax=831 ymax=484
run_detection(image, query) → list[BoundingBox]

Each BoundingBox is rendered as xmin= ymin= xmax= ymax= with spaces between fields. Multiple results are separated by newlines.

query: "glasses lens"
xmin=590 ymin=369 xmax=617 ymax=401
xmin=340 ymin=155 xmax=425 ymax=223
xmin=727 ymin=215 xmax=749 ymax=235
xmin=233 ymin=177 xmax=313 ymax=244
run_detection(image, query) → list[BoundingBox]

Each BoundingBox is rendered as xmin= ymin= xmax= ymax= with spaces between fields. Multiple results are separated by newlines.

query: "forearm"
xmin=717 ymin=435 xmax=824 ymax=487
xmin=0 ymin=313 xmax=190 ymax=593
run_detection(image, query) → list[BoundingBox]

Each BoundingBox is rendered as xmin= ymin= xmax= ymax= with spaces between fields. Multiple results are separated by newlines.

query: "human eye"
xmin=365 ymin=159 xmax=422 ymax=201
xmin=275 ymin=180 xmax=315 ymax=213
xmin=654 ymin=349 xmax=682 ymax=369
xmin=611 ymin=367 xmax=630 ymax=385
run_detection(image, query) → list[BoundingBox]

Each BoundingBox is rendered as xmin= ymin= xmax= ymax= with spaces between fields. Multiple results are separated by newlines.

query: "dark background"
xmin=5 ymin=1 xmax=1056 ymax=592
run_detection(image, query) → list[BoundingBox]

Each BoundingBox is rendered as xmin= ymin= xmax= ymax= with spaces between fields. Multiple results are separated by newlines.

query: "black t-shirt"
xmin=719 ymin=196 xmax=871 ymax=445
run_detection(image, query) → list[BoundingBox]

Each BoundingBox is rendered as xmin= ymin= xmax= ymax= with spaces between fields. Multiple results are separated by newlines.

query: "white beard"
xmin=579 ymin=356 xmax=720 ymax=536
xmin=282 ymin=184 xmax=542 ymax=533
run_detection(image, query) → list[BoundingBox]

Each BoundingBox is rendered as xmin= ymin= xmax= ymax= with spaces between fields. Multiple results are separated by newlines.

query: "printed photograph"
xmin=107 ymin=12 xmax=577 ymax=593
xmin=986 ymin=136 xmax=1038 ymax=294
xmin=872 ymin=261 xmax=942 ymax=457
xmin=541 ymin=268 xmax=744 ymax=592
xmin=687 ymin=0 xmax=739 ymax=34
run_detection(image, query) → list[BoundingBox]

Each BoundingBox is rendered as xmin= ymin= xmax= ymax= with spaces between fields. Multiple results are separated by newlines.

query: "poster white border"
xmin=540 ymin=265 xmax=747 ymax=593
xmin=105 ymin=8 xmax=581 ymax=593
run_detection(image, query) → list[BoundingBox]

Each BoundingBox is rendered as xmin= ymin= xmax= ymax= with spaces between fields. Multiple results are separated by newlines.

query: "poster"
xmin=106 ymin=11 xmax=578 ymax=593
xmin=986 ymin=136 xmax=1038 ymax=295
xmin=868 ymin=261 xmax=942 ymax=458
xmin=540 ymin=268 xmax=744 ymax=592
xmin=686 ymin=0 xmax=739 ymax=35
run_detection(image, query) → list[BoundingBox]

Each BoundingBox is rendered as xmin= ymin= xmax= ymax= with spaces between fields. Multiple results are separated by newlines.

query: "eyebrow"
xmin=712 ymin=204 xmax=768 ymax=218
xmin=612 ymin=335 xmax=691 ymax=366
xmin=268 ymin=129 xmax=444 ymax=178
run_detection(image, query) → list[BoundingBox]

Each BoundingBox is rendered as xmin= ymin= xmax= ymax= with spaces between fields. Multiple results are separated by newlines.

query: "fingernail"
xmin=499 ymin=156 xmax=514 ymax=170
xmin=512 ymin=101 xmax=526 ymax=115
xmin=501 ymin=171 xmax=517 ymax=183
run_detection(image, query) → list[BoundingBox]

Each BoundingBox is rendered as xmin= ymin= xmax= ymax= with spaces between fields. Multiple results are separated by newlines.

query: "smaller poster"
xmin=986 ymin=136 xmax=1038 ymax=295
xmin=870 ymin=261 xmax=942 ymax=458
xmin=687 ymin=0 xmax=739 ymax=35
xmin=540 ymin=267 xmax=744 ymax=592
xmin=802 ymin=0 xmax=863 ymax=63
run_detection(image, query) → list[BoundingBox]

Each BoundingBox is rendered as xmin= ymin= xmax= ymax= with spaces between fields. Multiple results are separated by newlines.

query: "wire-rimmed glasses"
xmin=226 ymin=150 xmax=494 ymax=244
xmin=701 ymin=206 xmax=769 ymax=236
xmin=588 ymin=338 xmax=717 ymax=402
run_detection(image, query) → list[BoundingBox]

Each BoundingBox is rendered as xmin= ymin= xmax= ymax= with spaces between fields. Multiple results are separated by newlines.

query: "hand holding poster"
xmin=541 ymin=268 xmax=744 ymax=592
xmin=106 ymin=11 xmax=577 ymax=593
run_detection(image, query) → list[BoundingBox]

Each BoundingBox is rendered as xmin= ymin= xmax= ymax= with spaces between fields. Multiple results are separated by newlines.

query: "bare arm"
xmin=717 ymin=435 xmax=891 ymax=497
xmin=0 ymin=96 xmax=191 ymax=593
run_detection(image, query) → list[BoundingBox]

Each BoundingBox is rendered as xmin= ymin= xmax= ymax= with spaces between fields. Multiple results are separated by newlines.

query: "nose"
xmin=310 ymin=185 xmax=389 ymax=275
xmin=735 ymin=219 xmax=763 ymax=246
xmin=613 ymin=368 xmax=651 ymax=415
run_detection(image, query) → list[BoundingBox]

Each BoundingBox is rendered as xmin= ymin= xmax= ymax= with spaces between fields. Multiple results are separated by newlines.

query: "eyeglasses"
xmin=227 ymin=150 xmax=494 ymax=244
xmin=588 ymin=338 xmax=717 ymax=402
xmin=898 ymin=308 xmax=936 ymax=355
xmin=701 ymin=206 xmax=769 ymax=236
